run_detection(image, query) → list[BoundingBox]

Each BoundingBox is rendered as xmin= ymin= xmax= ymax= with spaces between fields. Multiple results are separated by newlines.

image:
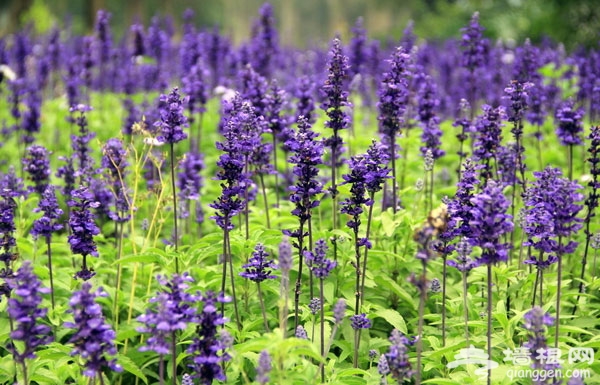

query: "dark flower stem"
xmin=171 ymin=331 xmax=177 ymax=385
xmin=294 ymin=220 xmax=305 ymax=331
xmin=555 ymin=237 xmax=563 ymax=348
xmin=159 ymin=355 xmax=165 ymax=385
xmin=531 ymin=251 xmax=544 ymax=307
xmin=258 ymin=174 xmax=271 ymax=228
xmin=113 ymin=222 xmax=124 ymax=325
xmin=359 ymin=194 xmax=375 ymax=308
xmin=487 ymin=263 xmax=492 ymax=385
xmin=415 ymin=260 xmax=427 ymax=385
xmin=21 ymin=361 xmax=28 ymax=385
xmin=46 ymin=236 xmax=55 ymax=310
xmin=568 ymin=144 xmax=574 ymax=180
xmin=257 ymin=282 xmax=270 ymax=332
xmin=462 ymin=269 xmax=469 ymax=345
xmin=227 ymin=230 xmax=241 ymax=330
xmin=272 ymin=134 xmax=280 ymax=208
xmin=442 ymin=255 xmax=447 ymax=346
xmin=244 ymin=157 xmax=250 ymax=240
xmin=319 ymin=279 xmax=325 ymax=383
xmin=170 ymin=143 xmax=179 ymax=273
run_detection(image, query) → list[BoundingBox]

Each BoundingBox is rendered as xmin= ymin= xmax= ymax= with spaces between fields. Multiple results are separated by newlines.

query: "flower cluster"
xmin=178 ymin=151 xmax=204 ymax=220
xmin=31 ymin=185 xmax=64 ymax=239
xmin=186 ymin=291 xmax=231 ymax=384
xmin=555 ymin=100 xmax=584 ymax=146
xmin=7 ymin=262 xmax=53 ymax=363
xmin=469 ymin=180 xmax=513 ymax=265
xmin=523 ymin=167 xmax=583 ymax=267
xmin=523 ymin=307 xmax=559 ymax=372
xmin=473 ymin=104 xmax=506 ymax=180
xmin=137 ymin=273 xmax=198 ymax=355
xmin=240 ymin=243 xmax=278 ymax=282
xmin=417 ymin=75 xmax=445 ymax=160
xmin=101 ymin=138 xmax=130 ymax=222
xmin=321 ymin=37 xmax=351 ymax=171
xmin=350 ymin=313 xmax=371 ymax=330
xmin=305 ymin=238 xmax=336 ymax=279
xmin=65 ymin=282 xmax=122 ymax=377
xmin=384 ymin=329 xmax=413 ymax=383
xmin=68 ymin=187 xmax=101 ymax=280
xmin=70 ymin=104 xmax=96 ymax=185
xmin=23 ymin=145 xmax=51 ymax=195
xmin=378 ymin=47 xmax=410 ymax=158
xmin=155 ymin=87 xmax=189 ymax=144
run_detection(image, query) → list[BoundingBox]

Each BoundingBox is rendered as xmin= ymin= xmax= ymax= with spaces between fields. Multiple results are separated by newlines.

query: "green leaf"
xmin=373 ymin=308 xmax=407 ymax=333
xmin=113 ymin=252 xmax=160 ymax=265
xmin=118 ymin=354 xmax=148 ymax=384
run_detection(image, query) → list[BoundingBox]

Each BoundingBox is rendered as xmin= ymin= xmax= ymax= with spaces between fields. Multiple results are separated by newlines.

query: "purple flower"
xmin=445 ymin=158 xmax=482 ymax=240
xmin=350 ymin=313 xmax=371 ymax=330
xmin=447 ymin=237 xmax=478 ymax=272
xmin=473 ymin=104 xmax=506 ymax=179
xmin=23 ymin=145 xmax=51 ymax=195
xmin=250 ymin=3 xmax=280 ymax=79
xmin=295 ymin=75 xmax=316 ymax=124
xmin=182 ymin=57 xmax=209 ymax=120
xmin=101 ymin=138 xmax=130 ymax=222
xmin=378 ymin=47 xmax=410 ymax=160
xmin=333 ymin=298 xmax=346 ymax=324
xmin=0 ymin=166 xmax=28 ymax=199
xmin=65 ymin=283 xmax=122 ymax=377
xmin=31 ymin=185 xmax=63 ymax=239
xmin=555 ymin=100 xmax=584 ymax=146
xmin=523 ymin=167 xmax=584 ymax=264
xmin=523 ymin=306 xmax=560 ymax=375
xmin=7 ymin=261 xmax=53 ymax=363
xmin=278 ymin=237 xmax=293 ymax=273
xmin=186 ymin=291 xmax=231 ymax=384
xmin=295 ymin=325 xmax=308 ymax=339
xmin=138 ymin=273 xmax=198 ymax=355
xmin=469 ymin=180 xmax=514 ymax=265
xmin=155 ymin=87 xmax=189 ymax=144
xmin=56 ymin=156 xmax=76 ymax=197
xmin=256 ymin=350 xmax=272 ymax=385
xmin=21 ymin=87 xmax=41 ymax=144
xmin=239 ymin=64 xmax=269 ymax=120
xmin=285 ymin=116 xmax=324 ymax=226
xmin=240 ymin=243 xmax=278 ymax=282
xmin=178 ymin=151 xmax=204 ymax=220
xmin=68 ymin=187 xmax=100 ymax=280
xmin=385 ymin=329 xmax=413 ymax=383
xmin=461 ymin=12 xmax=488 ymax=72
xmin=305 ymin=238 xmax=336 ymax=279
xmin=70 ymin=104 xmax=96 ymax=185
xmin=321 ymin=37 xmax=351 ymax=172
xmin=309 ymin=297 xmax=321 ymax=315
xmin=417 ymin=76 xmax=445 ymax=160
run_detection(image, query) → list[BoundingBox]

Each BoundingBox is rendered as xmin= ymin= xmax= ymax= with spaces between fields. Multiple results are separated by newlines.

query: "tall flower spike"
xmin=7 ymin=261 xmax=53 ymax=363
xmin=305 ymin=238 xmax=336 ymax=279
xmin=240 ymin=243 xmax=278 ymax=282
xmin=23 ymin=145 xmax=51 ymax=195
xmin=523 ymin=307 xmax=558 ymax=373
xmin=101 ymin=138 xmax=131 ymax=223
xmin=555 ymin=100 xmax=584 ymax=147
xmin=137 ymin=273 xmax=198 ymax=355
xmin=469 ymin=180 xmax=514 ymax=265
xmin=155 ymin=87 xmax=189 ymax=144
xmin=385 ymin=329 xmax=413 ymax=383
xmin=31 ymin=185 xmax=63 ymax=239
xmin=186 ymin=291 xmax=231 ymax=384
xmin=256 ymin=350 xmax=272 ymax=385
xmin=65 ymin=282 xmax=122 ymax=377
xmin=68 ymin=187 xmax=101 ymax=281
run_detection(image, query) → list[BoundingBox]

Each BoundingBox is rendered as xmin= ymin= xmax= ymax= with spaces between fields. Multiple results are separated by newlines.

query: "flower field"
xmin=0 ymin=3 xmax=599 ymax=385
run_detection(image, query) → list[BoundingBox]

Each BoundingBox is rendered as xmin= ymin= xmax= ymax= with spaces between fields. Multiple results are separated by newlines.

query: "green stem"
xmin=46 ymin=236 xmax=55 ymax=311
xmin=170 ymin=143 xmax=179 ymax=273
xmin=257 ymin=282 xmax=270 ymax=332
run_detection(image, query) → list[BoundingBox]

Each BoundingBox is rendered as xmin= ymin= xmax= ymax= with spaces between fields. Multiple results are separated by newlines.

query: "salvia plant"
xmin=0 ymin=4 xmax=598 ymax=385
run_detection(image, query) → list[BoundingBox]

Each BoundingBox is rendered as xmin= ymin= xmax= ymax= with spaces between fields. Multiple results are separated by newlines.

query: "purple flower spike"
xmin=523 ymin=306 xmax=559 ymax=372
xmin=68 ymin=187 xmax=101 ymax=281
xmin=333 ymin=298 xmax=346 ymax=324
xmin=350 ymin=313 xmax=371 ymax=330
xmin=31 ymin=185 xmax=63 ymax=239
xmin=555 ymin=100 xmax=584 ymax=146
xmin=256 ymin=350 xmax=272 ymax=385
xmin=155 ymin=87 xmax=189 ymax=144
xmin=305 ymin=238 xmax=336 ymax=279
xmin=65 ymin=283 xmax=122 ymax=377
xmin=240 ymin=243 xmax=278 ymax=282
xmin=23 ymin=145 xmax=51 ymax=195
xmin=7 ymin=261 xmax=53 ymax=363
xmin=385 ymin=329 xmax=413 ymax=383
xmin=187 ymin=291 xmax=231 ymax=384
xmin=469 ymin=180 xmax=513 ymax=265
xmin=137 ymin=273 xmax=198 ymax=355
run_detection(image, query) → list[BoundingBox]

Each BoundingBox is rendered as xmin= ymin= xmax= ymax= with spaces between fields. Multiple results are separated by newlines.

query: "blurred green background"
xmin=0 ymin=0 xmax=598 ymax=49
